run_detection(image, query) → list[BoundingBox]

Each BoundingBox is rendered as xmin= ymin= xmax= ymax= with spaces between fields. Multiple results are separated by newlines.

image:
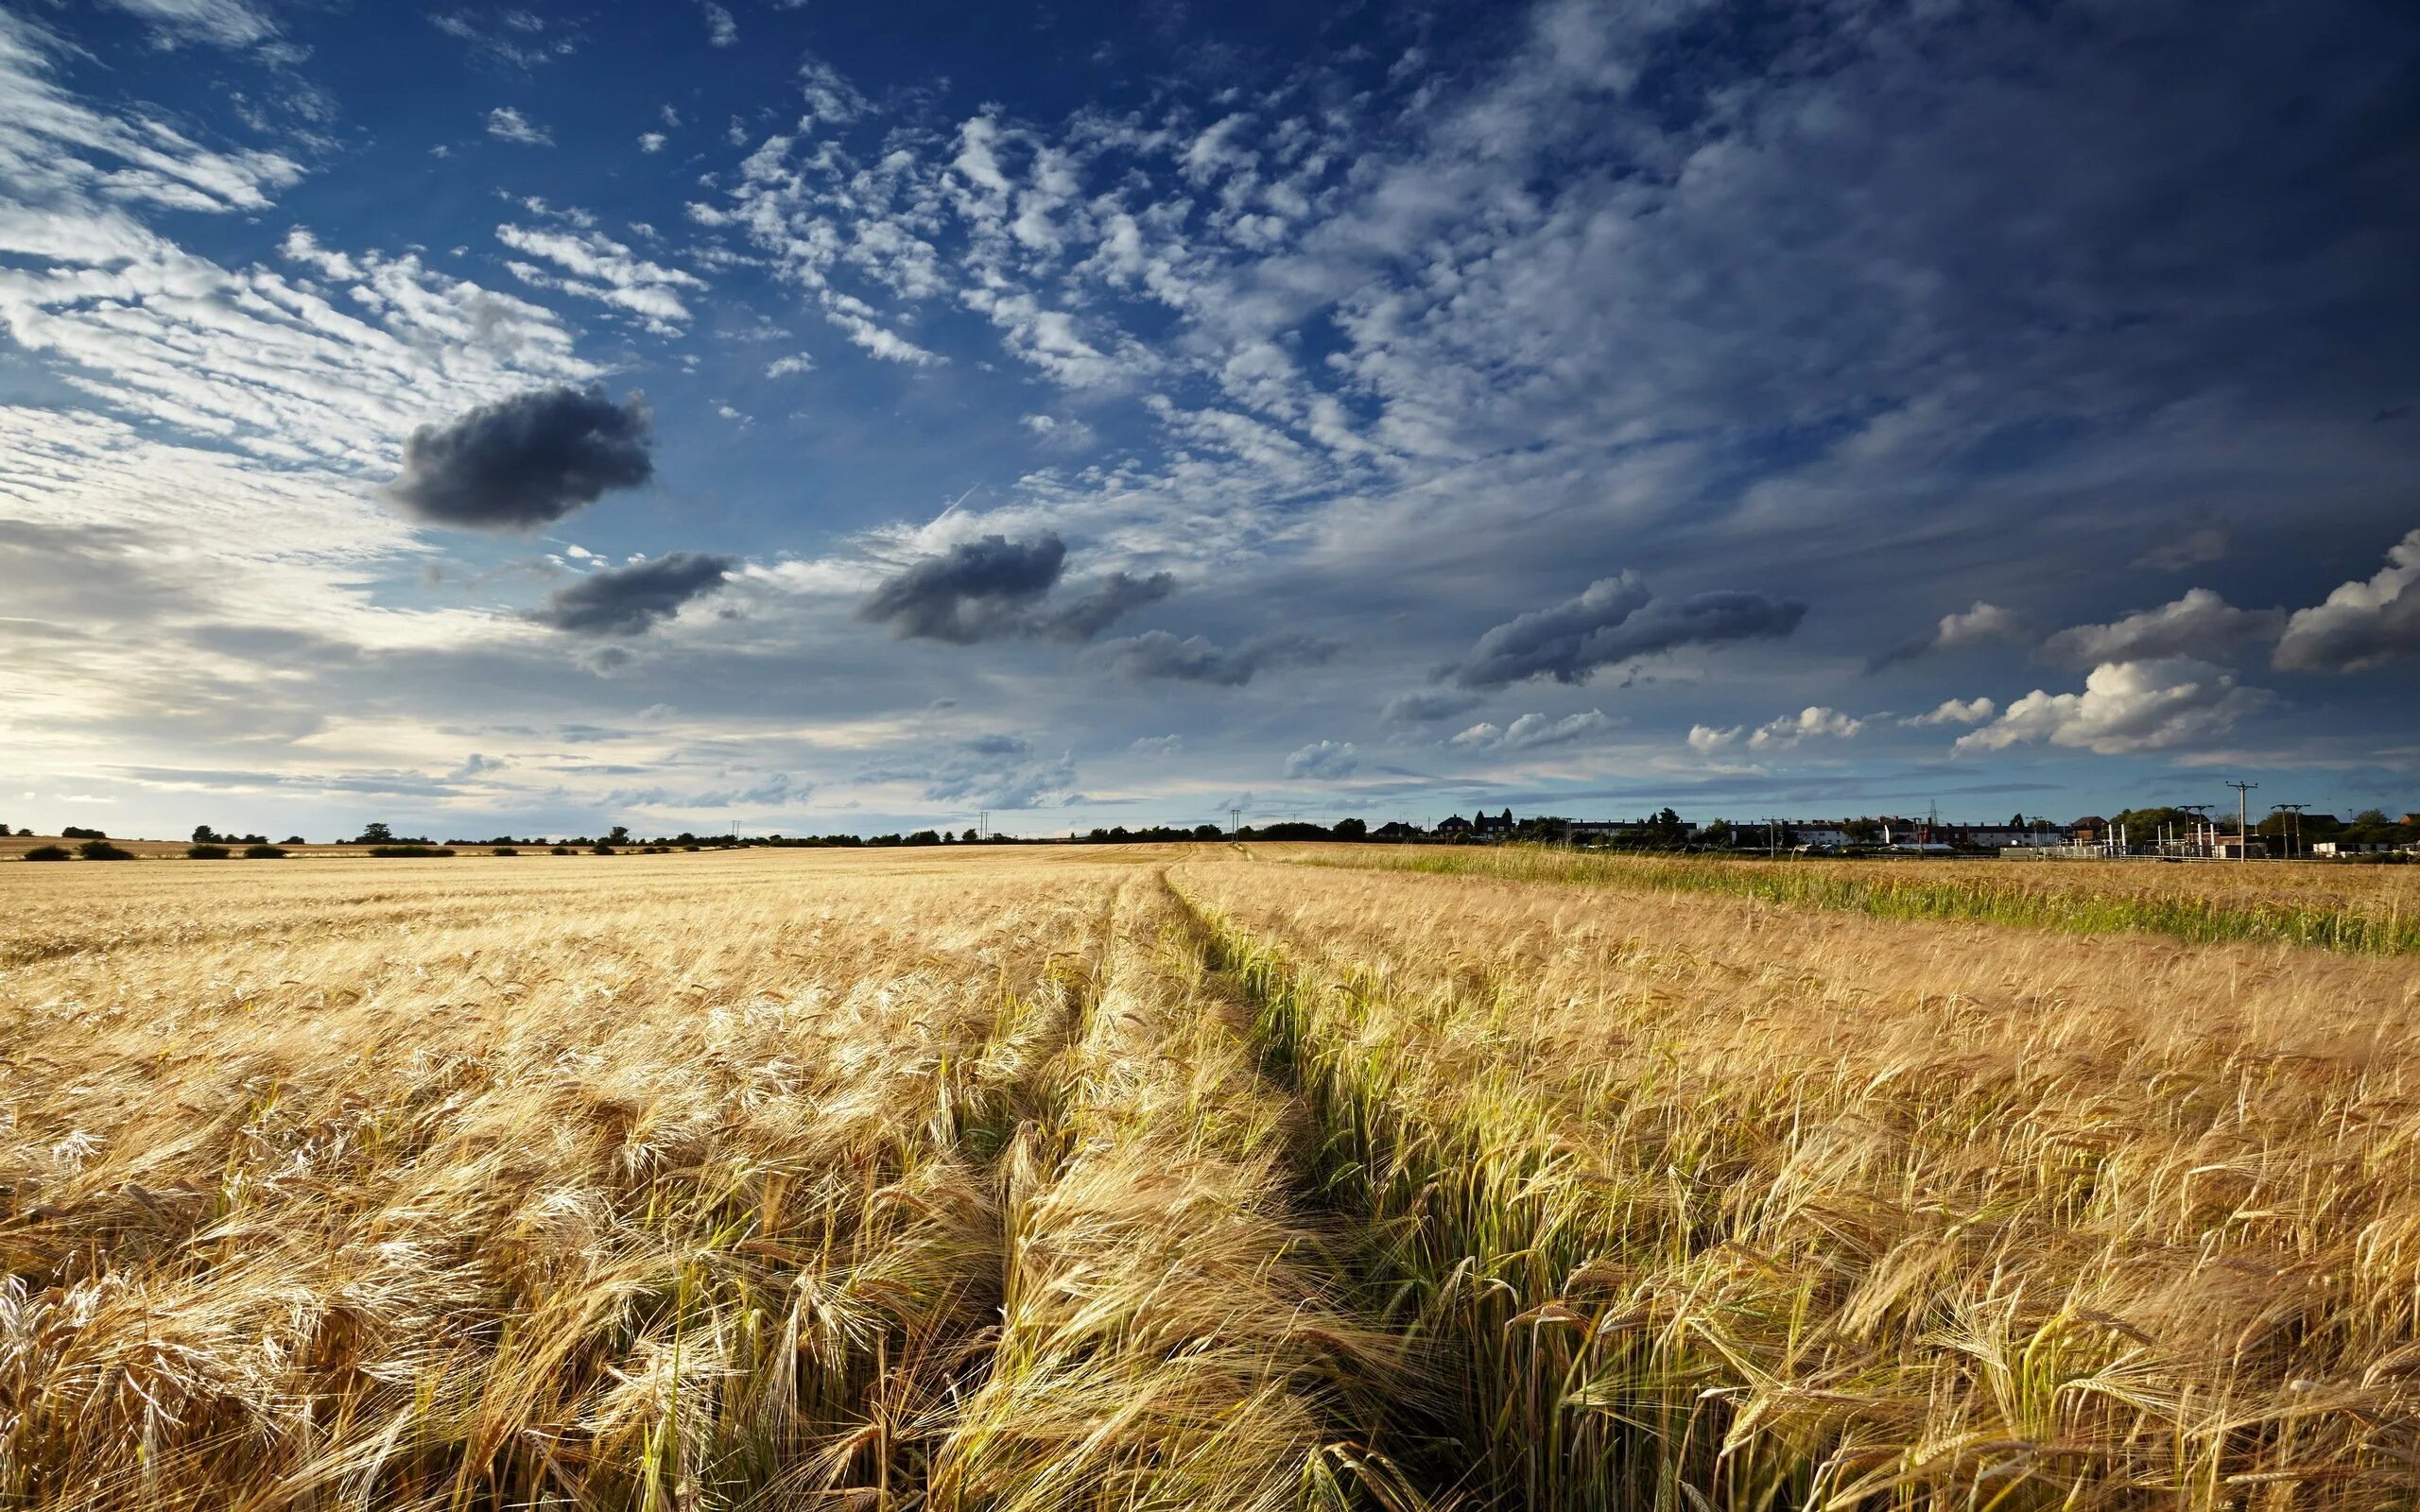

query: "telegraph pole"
xmin=2225 ymin=781 xmax=2257 ymax=858
xmin=1229 ymin=806 xmax=1242 ymax=838
xmin=2177 ymin=803 xmax=2213 ymax=858
xmin=2274 ymin=802 xmax=2307 ymax=860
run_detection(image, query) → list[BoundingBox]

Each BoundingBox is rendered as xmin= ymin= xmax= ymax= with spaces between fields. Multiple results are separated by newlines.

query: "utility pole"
xmin=2178 ymin=804 xmax=2213 ymax=859
xmin=2275 ymin=802 xmax=2308 ymax=861
xmin=2225 ymin=781 xmax=2257 ymax=859
xmin=1229 ymin=806 xmax=1242 ymax=838
xmin=977 ymin=809 xmax=991 ymax=843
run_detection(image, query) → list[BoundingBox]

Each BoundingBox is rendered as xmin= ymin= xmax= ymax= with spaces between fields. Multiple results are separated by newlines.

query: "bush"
xmin=283 ymin=835 xmax=307 ymax=846
xmin=592 ymin=843 xmax=616 ymax=855
xmin=551 ymin=845 xmax=576 ymax=855
xmin=366 ymin=845 xmax=455 ymax=858
xmin=77 ymin=839 xmax=132 ymax=860
xmin=492 ymin=847 xmax=519 ymax=856
xmin=185 ymin=844 xmax=232 ymax=860
xmin=23 ymin=845 xmax=70 ymax=862
xmin=243 ymin=845 xmax=287 ymax=859
xmin=684 ymin=844 xmax=702 ymax=851
xmin=61 ymin=826 xmax=106 ymax=841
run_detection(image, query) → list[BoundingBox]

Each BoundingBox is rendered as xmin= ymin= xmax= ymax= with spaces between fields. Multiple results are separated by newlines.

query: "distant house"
xmin=2211 ymin=834 xmax=2269 ymax=859
xmin=1436 ymin=814 xmax=1474 ymax=836
xmin=1473 ymin=808 xmax=1516 ymax=835
xmin=1374 ymin=820 xmax=1421 ymax=839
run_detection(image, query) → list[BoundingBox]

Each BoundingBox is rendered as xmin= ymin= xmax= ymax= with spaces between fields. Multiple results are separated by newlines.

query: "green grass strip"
xmin=1294 ymin=847 xmax=2420 ymax=956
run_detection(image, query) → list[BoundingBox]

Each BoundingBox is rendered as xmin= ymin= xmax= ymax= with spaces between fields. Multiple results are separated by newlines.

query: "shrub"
xmin=366 ymin=845 xmax=455 ymax=858
xmin=60 ymin=826 xmax=106 ymax=841
xmin=592 ymin=843 xmax=616 ymax=855
xmin=77 ymin=839 xmax=132 ymax=860
xmin=492 ymin=847 xmax=518 ymax=856
xmin=23 ymin=845 xmax=70 ymax=862
xmin=283 ymin=835 xmax=307 ymax=846
xmin=243 ymin=845 xmax=287 ymax=859
xmin=683 ymin=844 xmax=702 ymax=851
xmin=185 ymin=844 xmax=232 ymax=860
xmin=551 ymin=845 xmax=575 ymax=855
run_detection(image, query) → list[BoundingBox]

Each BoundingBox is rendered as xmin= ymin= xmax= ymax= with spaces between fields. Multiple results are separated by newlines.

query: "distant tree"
xmin=907 ymin=829 xmax=942 ymax=846
xmin=593 ymin=842 xmax=616 ymax=854
xmin=551 ymin=845 xmax=576 ymax=855
xmin=242 ymin=844 xmax=287 ymax=859
xmin=1193 ymin=823 xmax=1224 ymax=840
xmin=186 ymin=844 xmax=231 ymax=860
xmin=356 ymin=822 xmax=393 ymax=844
xmin=61 ymin=826 xmax=107 ymax=841
xmin=1843 ymin=817 xmax=1882 ymax=843
xmin=0 ymin=824 xmax=11 ymax=837
xmin=193 ymin=824 xmax=218 ymax=844
xmin=1332 ymin=816 xmax=1368 ymax=840
xmin=284 ymin=835 xmax=307 ymax=846
xmin=24 ymin=845 xmax=70 ymax=861
xmin=77 ymin=839 xmax=132 ymax=860
xmin=608 ymin=825 xmax=631 ymax=845
xmin=2344 ymin=809 xmax=2398 ymax=843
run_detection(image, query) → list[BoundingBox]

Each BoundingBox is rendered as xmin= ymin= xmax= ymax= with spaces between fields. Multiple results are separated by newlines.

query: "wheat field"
xmin=3 ymin=845 xmax=2416 ymax=1508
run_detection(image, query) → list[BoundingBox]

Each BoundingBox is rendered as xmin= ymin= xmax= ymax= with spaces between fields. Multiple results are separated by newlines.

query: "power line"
xmin=2224 ymin=781 xmax=2257 ymax=859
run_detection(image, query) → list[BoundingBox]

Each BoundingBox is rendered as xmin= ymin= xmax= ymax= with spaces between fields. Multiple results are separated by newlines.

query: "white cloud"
xmin=1752 ymin=706 xmax=1862 ymax=748
xmin=638 ymin=131 xmax=667 ymax=154
xmin=1129 ymin=734 xmax=1183 ymax=756
xmin=495 ymin=221 xmax=708 ymax=330
xmin=2041 ymin=589 xmax=2281 ymax=668
xmin=1907 ymin=696 xmax=1996 ymax=727
xmin=485 ymin=107 xmax=552 ymax=146
xmin=1956 ymin=660 xmax=2269 ymax=755
xmin=766 ymin=353 xmax=815 ymax=378
xmin=1447 ymin=710 xmax=1611 ymax=750
xmin=1936 ymin=601 xmax=2024 ymax=648
xmin=700 ymin=2 xmax=737 ymax=47
xmin=1283 ymin=740 xmax=1359 ymax=779
xmin=2273 ymin=528 xmax=2420 ymax=673
xmin=98 ymin=0 xmax=278 ymax=49
xmin=1691 ymin=706 xmax=1865 ymax=751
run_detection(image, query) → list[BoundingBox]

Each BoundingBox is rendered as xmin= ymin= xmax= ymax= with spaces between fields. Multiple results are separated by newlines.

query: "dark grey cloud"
xmin=388 ymin=386 xmax=654 ymax=530
xmin=1381 ymin=689 xmax=1484 ymax=726
xmin=2040 ymin=589 xmax=2283 ymax=669
xmin=858 ymin=534 xmax=1065 ymax=642
xmin=532 ymin=552 xmax=736 ymax=636
xmin=856 ymin=534 xmax=1163 ymax=644
xmin=1038 ymin=570 xmax=1177 ymax=641
xmin=1445 ymin=573 xmax=1806 ymax=690
xmin=2273 ymin=528 xmax=2420 ymax=673
xmin=1092 ymin=629 xmax=1335 ymax=686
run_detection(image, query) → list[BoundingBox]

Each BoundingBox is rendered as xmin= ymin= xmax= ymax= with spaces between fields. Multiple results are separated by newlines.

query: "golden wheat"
xmin=4 ymin=845 xmax=2415 ymax=1507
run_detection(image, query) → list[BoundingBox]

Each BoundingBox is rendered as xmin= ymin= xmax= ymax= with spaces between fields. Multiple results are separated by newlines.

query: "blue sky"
xmin=2 ymin=0 xmax=2416 ymax=839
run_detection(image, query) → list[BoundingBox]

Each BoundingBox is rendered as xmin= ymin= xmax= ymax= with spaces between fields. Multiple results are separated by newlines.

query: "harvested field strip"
xmin=1296 ymin=845 xmax=2420 ymax=955
xmin=925 ymin=875 xmax=1431 ymax=1512
xmin=1171 ymin=858 xmax=2420 ymax=1510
